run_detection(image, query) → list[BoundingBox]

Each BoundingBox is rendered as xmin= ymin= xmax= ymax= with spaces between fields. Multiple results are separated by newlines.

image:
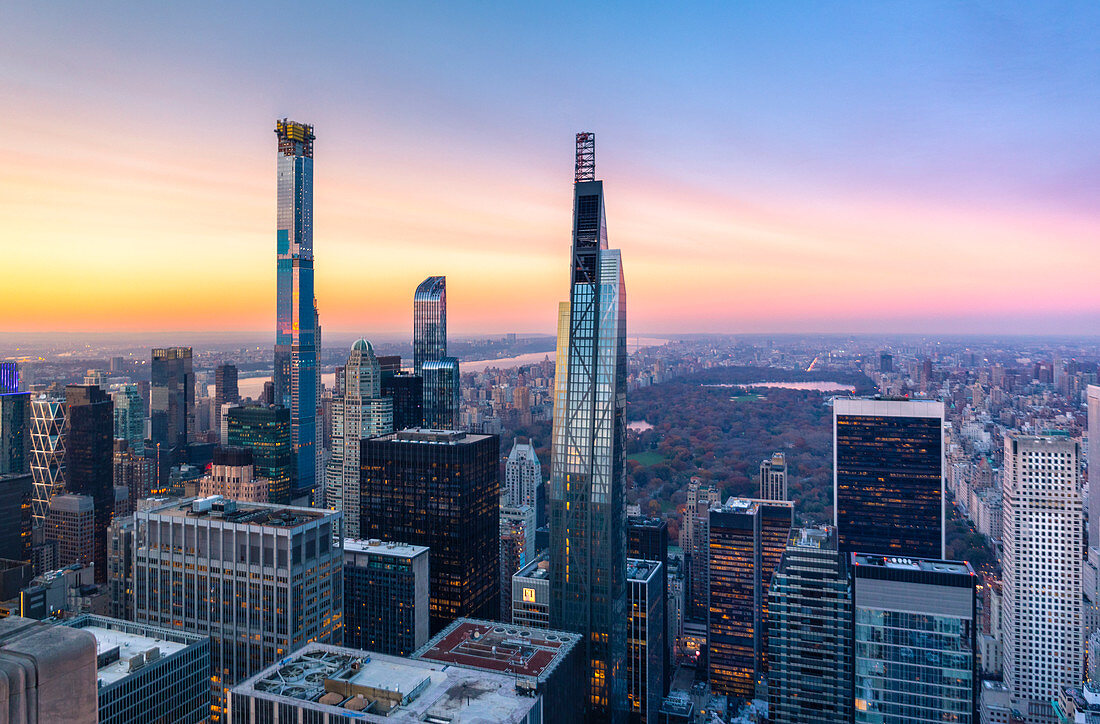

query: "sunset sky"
xmin=4 ymin=2 xmax=1099 ymax=336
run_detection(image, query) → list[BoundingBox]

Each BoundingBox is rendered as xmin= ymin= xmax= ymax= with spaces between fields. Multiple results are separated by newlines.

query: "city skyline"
xmin=5 ymin=3 xmax=1100 ymax=336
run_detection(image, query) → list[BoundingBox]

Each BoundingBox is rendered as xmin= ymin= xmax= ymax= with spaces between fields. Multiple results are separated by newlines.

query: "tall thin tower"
xmin=274 ymin=119 xmax=319 ymax=502
xmin=549 ymin=132 xmax=628 ymax=722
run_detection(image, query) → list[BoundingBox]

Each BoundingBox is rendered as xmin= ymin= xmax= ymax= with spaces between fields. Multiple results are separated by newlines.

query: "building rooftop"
xmin=626 ymin=558 xmax=661 ymax=583
xmin=231 ymin=643 xmax=541 ymax=722
xmin=514 ymin=550 xmax=550 ymax=581
xmin=413 ymin=618 xmax=581 ymax=682
xmin=142 ymin=496 xmax=333 ymax=528
xmin=82 ymin=624 xmax=189 ymax=686
xmin=344 ymin=538 xmax=429 ymax=559
xmin=378 ymin=429 xmax=492 ymax=445
xmin=791 ymin=526 xmax=836 ymax=550
xmin=851 ymin=553 xmax=975 ymax=576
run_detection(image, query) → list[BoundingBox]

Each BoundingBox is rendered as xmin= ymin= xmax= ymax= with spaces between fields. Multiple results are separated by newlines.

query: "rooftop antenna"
xmin=575 ymin=132 xmax=595 ymax=182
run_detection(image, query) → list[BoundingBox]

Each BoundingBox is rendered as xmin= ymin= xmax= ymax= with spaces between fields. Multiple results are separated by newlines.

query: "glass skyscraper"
xmin=150 ymin=347 xmax=193 ymax=454
xmin=421 ymin=357 xmax=459 ymax=429
xmin=274 ymin=119 xmax=320 ymax=502
xmin=226 ymin=406 xmax=294 ymax=505
xmin=112 ymin=383 xmax=144 ymax=454
xmin=412 ymin=276 xmax=446 ymax=374
xmin=549 ymin=132 xmax=629 ymax=722
xmin=833 ymin=398 xmax=945 ymax=559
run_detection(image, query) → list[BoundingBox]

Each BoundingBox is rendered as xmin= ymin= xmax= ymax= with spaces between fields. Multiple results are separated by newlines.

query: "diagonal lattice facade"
xmin=30 ymin=398 xmax=67 ymax=526
xmin=549 ymin=132 xmax=628 ymax=722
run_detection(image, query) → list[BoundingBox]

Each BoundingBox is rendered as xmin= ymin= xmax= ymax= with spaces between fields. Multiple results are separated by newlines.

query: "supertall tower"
xmin=274 ymin=119 xmax=320 ymax=502
xmin=413 ymin=276 xmax=446 ymax=373
xmin=549 ymin=132 xmax=628 ymax=722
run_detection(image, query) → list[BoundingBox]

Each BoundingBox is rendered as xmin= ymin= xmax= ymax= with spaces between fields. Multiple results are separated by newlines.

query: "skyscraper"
xmin=111 ymin=383 xmax=144 ymax=454
xmin=273 ymin=119 xmax=320 ymax=503
xmin=504 ymin=437 xmax=542 ymax=512
xmin=413 ymin=276 xmax=447 ymax=374
xmin=421 ymin=358 xmax=460 ymax=429
xmin=30 ymin=397 xmax=66 ymax=527
xmin=213 ymin=363 xmax=238 ymax=434
xmin=833 ymin=397 xmax=945 ymax=558
xmin=626 ymin=558 xmax=665 ymax=724
xmin=851 ymin=553 xmax=978 ymax=723
xmin=150 ymin=347 xmax=194 ymax=455
xmin=627 ymin=516 xmax=670 ymax=697
xmin=0 ymin=390 xmax=30 ymax=475
xmin=380 ymin=372 xmax=423 ymax=431
xmin=326 ymin=339 xmax=393 ymax=535
xmin=361 ymin=430 xmax=499 ymax=633
xmin=499 ymin=503 xmax=536 ymax=620
xmin=1089 ymin=384 xmax=1100 ymax=545
xmin=682 ymin=479 xmax=721 ymax=623
xmin=1002 ymin=433 xmax=1082 ymax=722
xmin=549 ymin=131 xmax=629 ymax=721
xmin=768 ymin=527 xmax=852 ymax=724
xmin=0 ymin=473 xmax=32 ymax=562
xmin=707 ymin=498 xmax=793 ymax=701
xmin=64 ymin=384 xmax=114 ymax=583
xmin=226 ymin=405 xmax=294 ymax=504
xmin=759 ymin=452 xmax=787 ymax=501
xmin=343 ymin=538 xmax=429 ymax=656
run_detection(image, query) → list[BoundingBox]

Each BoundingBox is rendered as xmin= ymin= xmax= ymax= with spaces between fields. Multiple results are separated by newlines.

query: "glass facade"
xmin=273 ymin=119 xmax=319 ymax=501
xmin=150 ymin=347 xmax=194 ymax=454
xmin=421 ymin=358 xmax=459 ymax=430
xmin=0 ymin=391 xmax=31 ymax=475
xmin=549 ymin=134 xmax=629 ymax=722
xmin=834 ymin=400 xmax=944 ymax=559
xmin=851 ymin=554 xmax=977 ymax=724
xmin=226 ymin=406 xmax=294 ymax=504
xmin=767 ymin=528 xmax=852 ymax=724
xmin=112 ymin=383 xmax=144 ymax=454
xmin=360 ymin=431 xmax=499 ymax=633
xmin=344 ymin=542 xmax=429 ymax=656
xmin=412 ymin=276 xmax=447 ymax=374
xmin=65 ymin=384 xmax=114 ymax=583
xmin=381 ymin=372 xmax=423 ymax=431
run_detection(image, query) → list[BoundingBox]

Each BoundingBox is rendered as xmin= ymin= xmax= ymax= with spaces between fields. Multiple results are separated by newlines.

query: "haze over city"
xmin=5 ymin=2 xmax=1099 ymax=336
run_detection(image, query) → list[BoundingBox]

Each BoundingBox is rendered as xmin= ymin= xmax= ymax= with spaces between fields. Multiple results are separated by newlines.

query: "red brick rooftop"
xmin=415 ymin=620 xmax=578 ymax=679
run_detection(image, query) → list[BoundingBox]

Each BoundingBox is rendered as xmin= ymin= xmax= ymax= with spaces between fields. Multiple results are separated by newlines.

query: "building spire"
xmin=574 ymin=132 xmax=595 ymax=182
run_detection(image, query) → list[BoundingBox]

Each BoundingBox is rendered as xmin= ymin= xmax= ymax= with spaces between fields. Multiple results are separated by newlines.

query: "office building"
xmin=0 ymin=473 xmax=31 ymax=561
xmin=106 ymin=516 xmax=134 ymax=621
xmin=198 ymin=446 xmax=268 ymax=502
xmin=213 ymin=363 xmax=238 ymax=432
xmin=0 ymin=390 xmax=30 ymax=475
xmin=112 ymin=439 xmax=152 ymax=514
xmin=505 ymin=437 xmax=543 ymax=524
xmin=421 ymin=358 xmax=460 ymax=430
xmin=63 ymin=614 xmax=211 ymax=724
xmin=273 ymin=119 xmax=321 ymax=503
xmin=228 ymin=643 xmax=543 ymax=723
xmin=412 ymin=276 xmax=447 ymax=374
xmin=767 ymin=527 xmax=851 ymax=724
xmin=19 ymin=562 xmax=105 ymax=619
xmin=111 ymin=384 xmax=144 ymax=454
xmin=759 ymin=452 xmax=787 ymax=501
xmin=513 ymin=550 xmax=551 ymax=628
xmin=415 ymin=618 xmax=585 ymax=724
xmin=626 ymin=559 xmax=665 ymax=724
xmin=879 ymin=351 xmax=893 ymax=373
xmin=225 ymin=405 xmax=293 ymax=504
xmin=500 ymin=503 xmax=537 ymax=620
xmin=361 ymin=430 xmax=499 ymax=632
xmin=150 ymin=347 xmax=193 ymax=453
xmin=344 ymin=538 xmax=429 ymax=656
xmin=381 ymin=372 xmax=423 ymax=431
xmin=707 ymin=498 xmax=793 ymax=700
xmin=46 ymin=493 xmax=95 ymax=569
xmin=133 ymin=497 xmax=343 ymax=717
xmin=327 ymin=340 xmax=393 ymax=535
xmin=30 ymin=396 xmax=66 ymax=527
xmin=65 ymin=385 xmax=114 ymax=583
xmin=1087 ymin=386 xmax=1100 ymax=636
xmin=627 ymin=516 xmax=669 ymax=696
xmin=549 ymin=132 xmax=629 ymax=722
xmin=834 ymin=397 xmax=945 ymax=558
xmin=0 ymin=615 xmax=99 ymax=724
xmin=851 ymin=553 xmax=978 ymax=723
xmin=0 ymin=362 xmax=18 ymax=394
xmin=1002 ymin=433 xmax=1083 ymax=722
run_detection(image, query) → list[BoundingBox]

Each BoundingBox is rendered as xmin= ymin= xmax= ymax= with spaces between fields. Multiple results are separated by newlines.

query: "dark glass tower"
xmin=360 ymin=430 xmax=499 ymax=634
xmin=412 ymin=276 xmax=446 ymax=374
xmin=274 ymin=119 xmax=320 ymax=502
xmin=421 ymin=358 xmax=459 ymax=429
xmin=549 ymin=132 xmax=628 ymax=722
xmin=226 ymin=406 xmax=294 ymax=504
xmin=627 ymin=515 xmax=670 ymax=696
xmin=64 ymin=385 xmax=114 ymax=583
xmin=0 ymin=391 xmax=31 ymax=475
xmin=150 ymin=347 xmax=193 ymax=455
xmin=381 ymin=373 xmax=423 ymax=431
xmin=214 ymin=363 xmax=239 ymax=431
xmin=833 ymin=398 xmax=944 ymax=559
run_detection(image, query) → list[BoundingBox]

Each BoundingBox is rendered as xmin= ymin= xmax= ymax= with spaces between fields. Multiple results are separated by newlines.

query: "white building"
xmin=326 ymin=339 xmax=393 ymax=536
xmin=504 ymin=437 xmax=541 ymax=509
xmin=1001 ymin=432 xmax=1083 ymax=723
xmin=759 ymin=452 xmax=787 ymax=501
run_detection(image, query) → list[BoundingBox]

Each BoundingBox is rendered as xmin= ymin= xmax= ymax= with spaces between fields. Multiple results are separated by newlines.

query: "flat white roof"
xmin=347 ymin=659 xmax=430 ymax=696
xmin=83 ymin=625 xmax=189 ymax=686
xmin=834 ymin=397 xmax=944 ymax=419
xmin=344 ymin=538 xmax=428 ymax=558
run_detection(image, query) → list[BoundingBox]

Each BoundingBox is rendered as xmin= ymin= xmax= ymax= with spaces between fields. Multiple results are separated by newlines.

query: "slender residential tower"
xmin=549 ymin=132 xmax=628 ymax=722
xmin=413 ymin=277 xmax=447 ymax=374
xmin=274 ymin=119 xmax=320 ymax=502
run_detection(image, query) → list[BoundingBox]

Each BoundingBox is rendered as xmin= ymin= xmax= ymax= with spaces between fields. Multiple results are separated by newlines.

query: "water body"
xmin=627 ymin=420 xmax=654 ymax=432
xmin=703 ymin=381 xmax=856 ymax=392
